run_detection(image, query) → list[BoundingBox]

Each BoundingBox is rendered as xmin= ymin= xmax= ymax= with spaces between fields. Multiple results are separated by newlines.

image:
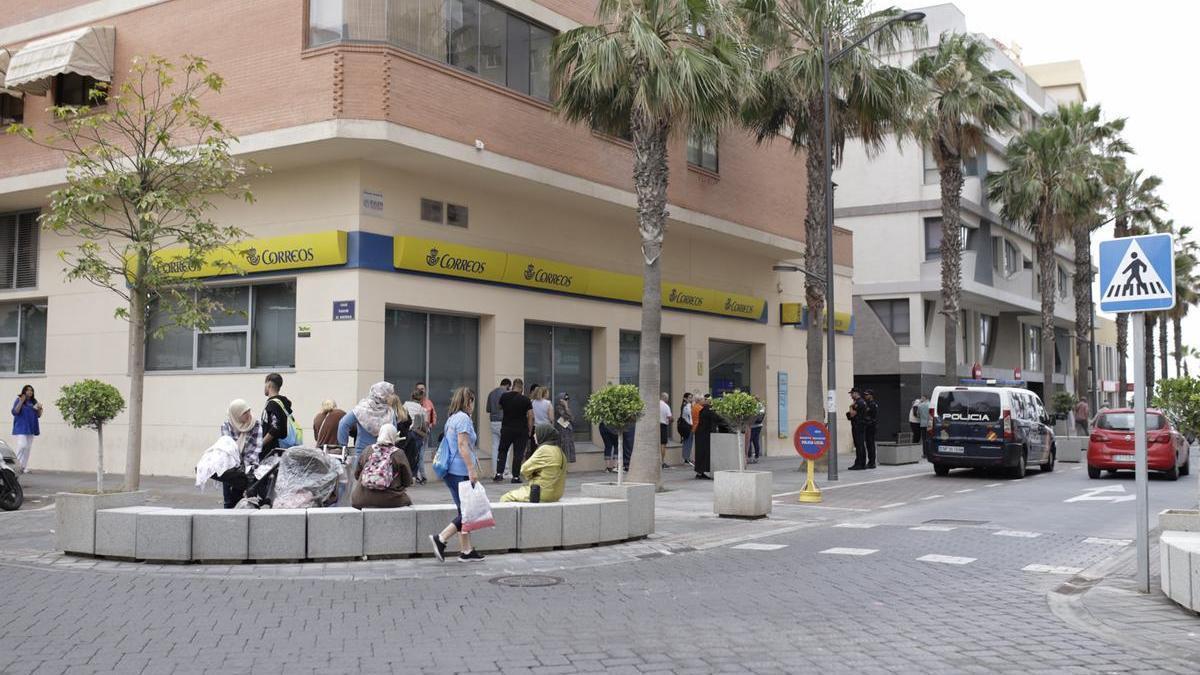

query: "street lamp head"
xmin=900 ymin=11 xmax=926 ymax=23
xmin=773 ymin=264 xmax=800 ymax=273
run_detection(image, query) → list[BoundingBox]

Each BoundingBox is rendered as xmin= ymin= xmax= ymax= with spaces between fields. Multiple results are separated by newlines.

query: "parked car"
xmin=926 ymin=385 xmax=1056 ymax=478
xmin=1086 ymin=408 xmax=1189 ymax=480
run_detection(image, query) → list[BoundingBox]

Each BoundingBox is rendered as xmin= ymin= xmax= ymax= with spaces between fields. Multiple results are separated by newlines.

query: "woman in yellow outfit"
xmin=501 ymin=423 xmax=566 ymax=503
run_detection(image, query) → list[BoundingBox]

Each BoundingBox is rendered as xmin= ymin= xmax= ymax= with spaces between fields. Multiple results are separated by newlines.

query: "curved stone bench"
xmin=68 ymin=482 xmax=654 ymax=564
xmin=1160 ymin=518 xmax=1200 ymax=613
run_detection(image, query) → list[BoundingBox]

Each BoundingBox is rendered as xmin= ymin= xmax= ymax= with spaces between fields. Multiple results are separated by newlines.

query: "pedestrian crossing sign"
xmin=1098 ymin=233 xmax=1175 ymax=313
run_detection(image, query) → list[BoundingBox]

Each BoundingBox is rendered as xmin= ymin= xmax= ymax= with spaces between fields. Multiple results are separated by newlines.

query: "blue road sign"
xmin=1098 ymin=233 xmax=1175 ymax=313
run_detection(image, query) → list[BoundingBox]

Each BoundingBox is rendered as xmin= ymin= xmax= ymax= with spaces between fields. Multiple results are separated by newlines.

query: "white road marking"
xmin=1072 ymin=466 xmax=1083 ymax=470
xmin=954 ymin=489 xmax=974 ymax=493
xmin=910 ymin=525 xmax=956 ymax=532
xmin=821 ymin=547 xmax=879 ymax=556
xmin=918 ymin=554 xmax=975 ymax=565
xmin=994 ymin=530 xmax=1042 ymax=538
xmin=731 ymin=543 xmax=788 ymax=551
xmin=833 ymin=523 xmax=878 ymax=529
xmin=878 ymin=502 xmax=907 ymax=509
xmin=1065 ymin=485 xmax=1135 ymax=503
xmin=787 ymin=504 xmax=872 ymax=512
xmin=773 ymin=470 xmax=927 ymax=498
xmin=1022 ymin=564 xmax=1083 ymax=575
xmin=1083 ymin=537 xmax=1132 ymax=546
xmin=985 ymin=483 xmax=1003 ymax=487
xmin=920 ymin=495 xmax=943 ymax=501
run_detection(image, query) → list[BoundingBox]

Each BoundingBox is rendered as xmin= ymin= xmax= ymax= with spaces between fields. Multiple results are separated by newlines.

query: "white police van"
xmin=925 ymin=383 xmax=1056 ymax=478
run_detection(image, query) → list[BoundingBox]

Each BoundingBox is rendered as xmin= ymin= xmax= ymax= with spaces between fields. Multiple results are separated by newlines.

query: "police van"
xmin=925 ymin=383 xmax=1056 ymax=478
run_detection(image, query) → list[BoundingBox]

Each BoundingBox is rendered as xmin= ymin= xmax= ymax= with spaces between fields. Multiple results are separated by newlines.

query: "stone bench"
xmin=1160 ymin=530 xmax=1200 ymax=613
xmin=73 ymin=482 xmax=654 ymax=564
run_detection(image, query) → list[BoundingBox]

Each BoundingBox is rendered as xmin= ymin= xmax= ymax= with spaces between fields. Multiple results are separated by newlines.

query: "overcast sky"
xmin=919 ymin=0 xmax=1199 ymax=381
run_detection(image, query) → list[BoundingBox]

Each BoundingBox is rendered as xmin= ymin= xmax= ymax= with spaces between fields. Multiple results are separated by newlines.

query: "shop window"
xmin=709 ymin=340 xmax=751 ymax=397
xmin=687 ymin=133 xmax=718 ymax=173
xmin=525 ymin=323 xmax=592 ymax=441
xmin=619 ymin=330 xmax=673 ymax=395
xmin=55 ymin=73 xmax=105 ymax=106
xmin=0 ymin=302 xmax=47 ymax=374
xmin=385 ymin=309 xmax=480 ymax=441
xmin=146 ymin=282 xmax=296 ymax=371
xmin=0 ymin=94 xmax=22 ymax=124
xmin=866 ymin=299 xmax=910 ymax=346
xmin=309 ymin=0 xmax=555 ymax=101
xmin=0 ymin=211 xmax=39 ymax=290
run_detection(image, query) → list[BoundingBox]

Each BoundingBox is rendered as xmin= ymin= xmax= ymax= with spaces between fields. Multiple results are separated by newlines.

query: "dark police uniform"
xmin=847 ymin=395 xmax=868 ymax=469
xmin=864 ymin=395 xmax=879 ymax=468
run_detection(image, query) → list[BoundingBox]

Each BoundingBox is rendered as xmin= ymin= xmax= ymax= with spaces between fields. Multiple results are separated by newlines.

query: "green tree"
xmin=552 ymin=0 xmax=752 ymax=486
xmin=906 ymin=33 xmax=1020 ymax=379
xmin=710 ymin=390 xmax=760 ymax=471
xmin=56 ymin=380 xmax=126 ymax=493
xmin=8 ymin=56 xmax=258 ymax=490
xmin=1152 ymin=377 xmax=1200 ymax=440
xmin=740 ymin=0 xmax=921 ymax=421
xmin=583 ymin=384 xmax=646 ymax=484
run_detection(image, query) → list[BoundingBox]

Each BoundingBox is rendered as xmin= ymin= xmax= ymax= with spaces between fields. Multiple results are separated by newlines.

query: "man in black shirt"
xmin=863 ymin=389 xmax=879 ymax=469
xmin=846 ymin=388 xmax=868 ymax=470
xmin=261 ymin=372 xmax=292 ymax=459
xmin=496 ymin=378 xmax=534 ymax=484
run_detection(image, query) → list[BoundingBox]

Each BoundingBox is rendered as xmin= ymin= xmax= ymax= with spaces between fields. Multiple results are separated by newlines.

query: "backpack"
xmin=359 ymin=445 xmax=395 ymax=490
xmin=271 ymin=398 xmax=304 ymax=449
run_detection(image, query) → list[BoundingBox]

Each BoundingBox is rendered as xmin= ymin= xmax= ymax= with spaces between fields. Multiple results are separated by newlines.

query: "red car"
xmin=1087 ymin=408 xmax=1190 ymax=480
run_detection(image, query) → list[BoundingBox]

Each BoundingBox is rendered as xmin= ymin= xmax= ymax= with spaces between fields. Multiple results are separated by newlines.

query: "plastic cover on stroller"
xmin=271 ymin=446 xmax=344 ymax=509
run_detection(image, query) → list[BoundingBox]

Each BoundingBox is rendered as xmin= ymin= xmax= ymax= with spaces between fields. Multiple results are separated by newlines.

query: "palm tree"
xmin=988 ymin=104 xmax=1118 ymax=410
xmin=740 ymin=0 xmax=921 ymax=420
xmin=1105 ymin=168 xmax=1165 ymax=396
xmin=1148 ymin=220 xmax=1185 ymax=393
xmin=552 ymin=0 xmax=752 ymax=486
xmin=1168 ymin=230 xmax=1198 ymax=378
xmin=906 ymin=33 xmax=1021 ymax=379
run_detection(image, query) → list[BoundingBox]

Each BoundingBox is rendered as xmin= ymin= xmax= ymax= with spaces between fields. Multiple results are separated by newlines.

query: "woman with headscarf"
xmin=336 ymin=381 xmax=397 ymax=464
xmin=218 ymin=399 xmax=264 ymax=508
xmin=554 ymin=392 xmax=576 ymax=463
xmin=501 ymin=423 xmax=567 ymax=503
xmin=350 ymin=423 xmax=414 ymax=508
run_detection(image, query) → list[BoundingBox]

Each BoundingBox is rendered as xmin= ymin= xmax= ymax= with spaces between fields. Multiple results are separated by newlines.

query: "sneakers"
xmin=458 ymin=549 xmax=485 ymax=562
xmin=511 ymin=476 xmax=522 ymax=484
xmin=493 ymin=473 xmax=504 ymax=483
xmin=429 ymin=534 xmax=447 ymax=562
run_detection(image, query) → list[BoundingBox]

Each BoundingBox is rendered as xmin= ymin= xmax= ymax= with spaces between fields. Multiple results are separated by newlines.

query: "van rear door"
xmin=934 ymin=389 xmax=1005 ymax=459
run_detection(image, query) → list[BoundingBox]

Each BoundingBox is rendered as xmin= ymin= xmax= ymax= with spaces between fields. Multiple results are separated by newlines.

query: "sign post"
xmin=794 ymin=421 xmax=831 ymax=503
xmin=1099 ymin=232 xmax=1176 ymax=593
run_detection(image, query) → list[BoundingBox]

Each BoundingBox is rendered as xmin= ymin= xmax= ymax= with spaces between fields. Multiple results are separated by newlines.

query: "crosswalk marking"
xmin=954 ymin=488 xmax=974 ymax=493
xmin=833 ymin=523 xmax=878 ymax=529
xmin=918 ymin=554 xmax=975 ymax=565
xmin=920 ymin=495 xmax=943 ymax=501
xmin=910 ymin=525 xmax=956 ymax=532
xmin=820 ymin=547 xmax=879 ymax=556
xmin=878 ymin=502 xmax=907 ymax=509
xmin=731 ymin=543 xmax=788 ymax=551
xmin=1083 ymin=537 xmax=1132 ymax=546
xmin=1022 ymin=564 xmax=1083 ymax=575
xmin=994 ymin=530 xmax=1042 ymax=538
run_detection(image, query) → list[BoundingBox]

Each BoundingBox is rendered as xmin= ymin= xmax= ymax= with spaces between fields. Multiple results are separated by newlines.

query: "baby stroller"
xmin=235 ymin=446 xmax=343 ymax=509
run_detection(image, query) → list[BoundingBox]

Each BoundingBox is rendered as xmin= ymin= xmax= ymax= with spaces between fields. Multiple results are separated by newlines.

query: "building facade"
xmin=0 ymin=0 xmax=853 ymax=476
xmin=836 ymin=3 xmax=1086 ymax=441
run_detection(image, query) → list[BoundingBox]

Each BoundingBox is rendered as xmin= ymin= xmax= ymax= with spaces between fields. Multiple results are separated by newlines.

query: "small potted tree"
xmin=710 ymin=390 xmax=772 ymax=518
xmin=1051 ymin=391 xmax=1077 ymax=437
xmin=580 ymin=384 xmax=656 ymax=538
xmin=54 ymin=379 xmax=144 ymax=555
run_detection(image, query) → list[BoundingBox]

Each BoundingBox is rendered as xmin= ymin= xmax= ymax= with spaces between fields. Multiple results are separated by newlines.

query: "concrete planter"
xmin=1159 ymin=531 xmax=1200 ymax=612
xmin=55 ymin=491 xmax=149 ymax=555
xmin=876 ymin=443 xmax=921 ymax=466
xmin=710 ymin=433 xmax=742 ymax=473
xmin=713 ymin=470 xmax=772 ymax=519
xmin=1055 ymin=436 xmax=1088 ymax=463
xmin=1159 ymin=509 xmax=1200 ymax=532
xmin=581 ymin=482 xmax=655 ymax=538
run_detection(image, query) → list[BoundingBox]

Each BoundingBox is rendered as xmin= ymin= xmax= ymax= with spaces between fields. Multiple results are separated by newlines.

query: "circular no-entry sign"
xmin=793 ymin=420 xmax=831 ymax=460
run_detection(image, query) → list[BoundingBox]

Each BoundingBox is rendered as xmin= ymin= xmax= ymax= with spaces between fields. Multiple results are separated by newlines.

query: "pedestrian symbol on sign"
xmin=1103 ymin=240 xmax=1169 ymax=301
xmin=1098 ymin=233 xmax=1175 ymax=313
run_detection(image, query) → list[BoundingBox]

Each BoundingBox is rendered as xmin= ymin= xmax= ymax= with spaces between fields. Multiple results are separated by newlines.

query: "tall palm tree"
xmin=740 ymin=0 xmax=921 ymax=420
xmin=1147 ymin=219 xmax=1184 ymax=393
xmin=1168 ymin=229 xmax=1198 ymax=378
xmin=552 ymin=0 xmax=752 ymax=486
xmin=987 ymin=104 xmax=1116 ymax=410
xmin=1105 ymin=168 xmax=1165 ymax=396
xmin=906 ymin=33 xmax=1020 ymax=379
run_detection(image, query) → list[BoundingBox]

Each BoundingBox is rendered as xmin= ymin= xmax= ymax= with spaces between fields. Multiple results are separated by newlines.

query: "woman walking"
xmin=11 ymin=385 xmax=42 ymax=473
xmin=693 ymin=396 xmax=715 ymax=480
xmin=429 ymin=387 xmax=485 ymax=563
xmin=554 ymin=392 xmax=576 ymax=463
xmin=350 ymin=423 xmax=414 ymax=508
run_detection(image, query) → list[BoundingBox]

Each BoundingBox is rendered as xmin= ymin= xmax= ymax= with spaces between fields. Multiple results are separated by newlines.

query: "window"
xmin=385 ymin=309 xmax=480 ymax=441
xmin=420 ymin=198 xmax=468 ymax=227
xmin=1054 ymin=328 xmax=1070 ymax=375
xmin=525 ymin=323 xmax=592 ymax=441
xmin=619 ymin=331 xmax=673 ymax=394
xmin=308 ymin=0 xmax=555 ymax=101
xmin=867 ymin=299 xmax=910 ymax=345
xmin=992 ymin=236 xmax=1019 ymax=278
xmin=1057 ymin=265 xmax=1070 ymax=299
xmin=146 ymin=283 xmax=296 ymax=371
xmin=1024 ymin=324 xmax=1041 ymax=372
xmin=924 ymin=218 xmax=971 ymax=260
xmin=710 ymin=340 xmax=751 ymax=397
xmin=0 ymin=94 xmax=22 ymax=124
xmin=0 ymin=302 xmax=47 ymax=374
xmin=446 ymin=203 xmax=469 ymax=228
xmin=0 ymin=211 xmax=39 ymax=290
xmin=54 ymin=73 xmax=105 ymax=106
xmin=923 ymin=144 xmax=979 ymax=184
xmin=687 ymin=133 xmax=719 ymax=173
xmin=923 ymin=299 xmax=935 ymax=344
xmin=978 ymin=314 xmax=996 ymax=365
xmin=420 ymin=198 xmax=444 ymax=223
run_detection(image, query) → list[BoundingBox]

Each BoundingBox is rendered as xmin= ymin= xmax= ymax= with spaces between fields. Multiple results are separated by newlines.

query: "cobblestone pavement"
xmin=2 ymin=454 xmax=1199 ymax=673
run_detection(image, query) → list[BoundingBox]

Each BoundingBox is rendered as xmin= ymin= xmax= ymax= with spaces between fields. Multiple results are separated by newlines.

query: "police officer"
xmin=846 ymin=388 xmax=868 ymax=470
xmin=863 ymin=389 xmax=879 ymax=469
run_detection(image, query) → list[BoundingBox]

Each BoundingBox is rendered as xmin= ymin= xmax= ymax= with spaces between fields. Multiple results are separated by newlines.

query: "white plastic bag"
xmin=457 ymin=480 xmax=495 ymax=532
xmin=195 ymin=437 xmax=241 ymax=489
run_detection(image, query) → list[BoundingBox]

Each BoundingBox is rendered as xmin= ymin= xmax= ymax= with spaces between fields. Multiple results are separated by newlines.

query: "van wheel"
xmin=1011 ymin=451 xmax=1027 ymax=479
xmin=1087 ymin=464 xmax=1101 ymax=479
xmin=933 ymin=464 xmax=950 ymax=477
xmin=1039 ymin=448 xmax=1056 ymax=473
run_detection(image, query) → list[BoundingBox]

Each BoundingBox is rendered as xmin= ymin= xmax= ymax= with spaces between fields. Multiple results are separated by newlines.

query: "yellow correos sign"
xmin=136 ymin=230 xmax=348 ymax=279
xmin=780 ymin=302 xmax=852 ymax=332
xmin=393 ymin=236 xmax=765 ymax=321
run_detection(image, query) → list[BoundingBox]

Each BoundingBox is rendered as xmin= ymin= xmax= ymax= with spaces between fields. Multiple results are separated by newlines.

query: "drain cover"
xmin=923 ymin=519 xmax=989 ymax=526
xmin=489 ymin=574 xmax=563 ymax=588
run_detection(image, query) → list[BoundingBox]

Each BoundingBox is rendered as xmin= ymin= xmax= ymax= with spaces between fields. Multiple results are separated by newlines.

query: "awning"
xmin=0 ymin=49 xmax=22 ymax=98
xmin=5 ymin=26 xmax=115 ymax=96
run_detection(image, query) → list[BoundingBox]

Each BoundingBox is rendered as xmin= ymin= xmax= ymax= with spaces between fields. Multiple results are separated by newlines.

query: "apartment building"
xmin=836 ymin=3 xmax=1086 ymax=441
xmin=0 ymin=0 xmax=852 ymax=476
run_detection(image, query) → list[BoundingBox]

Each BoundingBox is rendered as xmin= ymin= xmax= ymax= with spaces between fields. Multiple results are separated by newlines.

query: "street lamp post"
xmin=820 ymin=11 xmax=924 ymax=481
